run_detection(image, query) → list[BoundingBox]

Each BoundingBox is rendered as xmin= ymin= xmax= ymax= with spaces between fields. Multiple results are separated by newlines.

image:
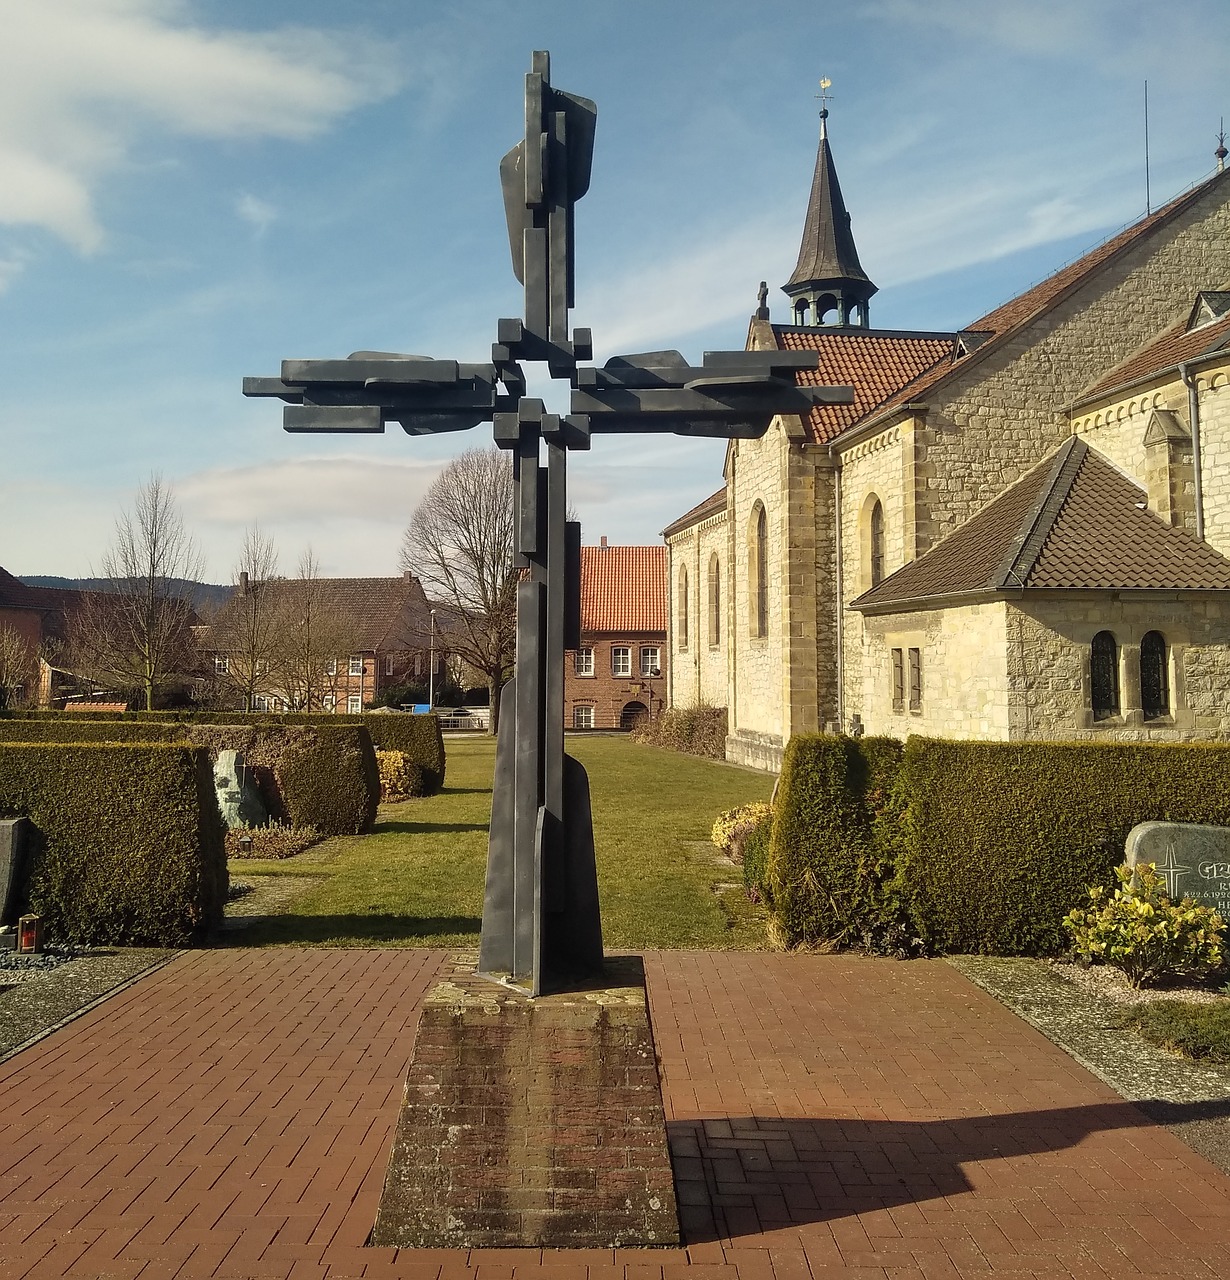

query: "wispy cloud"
xmin=0 ymin=0 xmax=403 ymax=258
xmin=235 ymin=193 xmax=277 ymax=235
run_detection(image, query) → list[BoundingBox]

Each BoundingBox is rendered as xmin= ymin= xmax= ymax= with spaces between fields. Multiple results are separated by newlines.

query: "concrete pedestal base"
xmin=371 ymin=953 xmax=679 ymax=1249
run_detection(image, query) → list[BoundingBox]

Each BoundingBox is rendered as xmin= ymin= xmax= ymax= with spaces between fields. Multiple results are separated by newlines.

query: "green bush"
xmin=0 ymin=718 xmax=379 ymax=836
xmin=1063 ymin=863 xmax=1225 ymax=987
xmin=632 ymin=705 xmax=727 ymax=759
xmin=897 ymin=739 xmax=1230 ymax=955
xmin=711 ymin=802 xmax=772 ymax=854
xmin=0 ymin=709 xmax=446 ymax=795
xmin=376 ymin=749 xmax=426 ymax=800
xmin=0 ymin=741 xmax=225 ymax=945
xmin=740 ymin=811 xmax=775 ymax=904
xmin=1127 ymin=1000 xmax=1230 ymax=1061
xmin=226 ymin=822 xmax=321 ymax=860
xmin=767 ymin=734 xmax=905 ymax=951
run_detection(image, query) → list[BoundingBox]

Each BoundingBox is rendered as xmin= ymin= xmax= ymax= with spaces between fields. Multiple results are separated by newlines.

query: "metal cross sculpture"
xmin=245 ymin=51 xmax=852 ymax=995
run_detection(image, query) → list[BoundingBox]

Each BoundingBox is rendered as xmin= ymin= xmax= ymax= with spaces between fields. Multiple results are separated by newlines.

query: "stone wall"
xmin=665 ymin=509 xmax=728 ymax=711
xmin=1006 ymin=595 xmax=1230 ymax=741
xmin=855 ymin=602 xmax=1010 ymax=740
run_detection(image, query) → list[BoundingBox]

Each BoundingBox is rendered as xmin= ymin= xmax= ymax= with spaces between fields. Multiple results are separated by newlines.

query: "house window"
xmin=384 ymin=655 xmax=395 ymax=677
xmin=750 ymin=502 xmax=768 ymax=637
xmin=678 ymin=566 xmax=689 ymax=649
xmin=348 ymin=655 xmax=364 ymax=677
xmin=347 ymin=694 xmax=362 ymax=714
xmin=612 ymin=646 xmax=632 ymax=677
xmin=1140 ymin=630 xmax=1169 ymax=720
xmin=413 ymin=653 xmax=422 ymax=676
xmin=869 ymin=500 xmax=885 ymax=588
xmin=1091 ymin=631 xmax=1120 ymax=720
xmin=640 ymin=647 xmax=661 ymax=677
xmin=214 ymin=655 xmax=229 ymax=675
xmin=891 ymin=648 xmax=904 ymax=713
xmin=252 ymin=695 xmax=272 ymax=712
xmin=573 ymin=705 xmax=594 ymax=729
xmin=322 ymin=695 xmax=336 ymax=712
xmin=708 ymin=554 xmax=721 ymax=646
xmin=907 ymin=648 xmax=922 ymax=712
xmin=575 ymin=648 xmax=595 ymax=676
xmin=325 ymin=658 xmax=338 ymax=677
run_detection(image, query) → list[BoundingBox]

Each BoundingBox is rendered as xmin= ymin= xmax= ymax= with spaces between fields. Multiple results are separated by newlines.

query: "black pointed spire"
xmin=782 ymin=89 xmax=877 ymax=328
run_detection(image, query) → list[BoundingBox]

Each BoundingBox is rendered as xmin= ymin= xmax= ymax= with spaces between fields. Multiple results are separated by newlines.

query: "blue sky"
xmin=3 ymin=0 xmax=1229 ymax=582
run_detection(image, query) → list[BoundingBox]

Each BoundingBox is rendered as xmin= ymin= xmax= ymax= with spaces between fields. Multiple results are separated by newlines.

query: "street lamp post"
xmin=427 ymin=609 xmax=436 ymax=709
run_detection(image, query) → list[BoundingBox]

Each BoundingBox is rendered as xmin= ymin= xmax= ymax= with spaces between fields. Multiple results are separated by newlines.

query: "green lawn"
xmin=230 ymin=735 xmax=774 ymax=950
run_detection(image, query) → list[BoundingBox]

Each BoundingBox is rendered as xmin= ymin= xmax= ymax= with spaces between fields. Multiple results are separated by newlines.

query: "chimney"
xmin=239 ymin=571 xmax=249 ymax=595
xmin=404 ymin=569 xmax=413 ymax=581
xmin=600 ymin=536 xmax=608 ymax=549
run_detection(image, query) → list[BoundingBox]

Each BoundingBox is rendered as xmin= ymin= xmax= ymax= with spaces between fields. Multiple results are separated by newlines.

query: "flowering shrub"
xmin=1062 ymin=863 xmax=1226 ymax=988
xmin=225 ymin=822 xmax=322 ymax=860
xmin=377 ymin=750 xmax=426 ymax=800
xmin=711 ymin=802 xmax=772 ymax=857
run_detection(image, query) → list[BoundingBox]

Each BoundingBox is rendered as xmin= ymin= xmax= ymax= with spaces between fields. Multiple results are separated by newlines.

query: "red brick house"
xmin=565 ymin=542 xmax=667 ymax=730
xmin=209 ymin=571 xmax=440 ymax=712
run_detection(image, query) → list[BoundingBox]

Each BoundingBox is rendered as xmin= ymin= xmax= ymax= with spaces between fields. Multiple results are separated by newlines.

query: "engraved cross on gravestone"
xmin=245 ymin=50 xmax=852 ymax=995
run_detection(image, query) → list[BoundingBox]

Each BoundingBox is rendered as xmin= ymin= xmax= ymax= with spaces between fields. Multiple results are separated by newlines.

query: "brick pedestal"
xmin=371 ymin=953 xmax=679 ymax=1249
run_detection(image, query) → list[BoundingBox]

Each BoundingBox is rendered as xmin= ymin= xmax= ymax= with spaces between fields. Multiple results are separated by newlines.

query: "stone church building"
xmin=664 ymin=109 xmax=1230 ymax=771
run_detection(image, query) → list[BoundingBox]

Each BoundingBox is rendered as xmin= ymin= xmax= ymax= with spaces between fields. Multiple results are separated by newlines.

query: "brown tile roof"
xmin=580 ymin=545 xmax=666 ymax=633
xmin=851 ymin=437 xmax=1230 ymax=612
xmin=1077 ymin=309 xmax=1230 ymax=404
xmin=854 ymin=171 xmax=1230 ymax=433
xmin=661 ymin=488 xmax=727 ymax=538
xmin=220 ymin=575 xmax=432 ymax=651
xmin=773 ymin=327 xmax=958 ymax=442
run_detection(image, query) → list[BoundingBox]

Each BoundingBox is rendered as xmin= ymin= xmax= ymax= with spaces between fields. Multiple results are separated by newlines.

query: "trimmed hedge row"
xmin=0 ymin=741 xmax=226 ymax=946
xmin=767 ymin=735 xmax=1230 ymax=957
xmin=0 ymin=720 xmax=379 ymax=836
xmin=1 ymin=709 xmax=445 ymax=794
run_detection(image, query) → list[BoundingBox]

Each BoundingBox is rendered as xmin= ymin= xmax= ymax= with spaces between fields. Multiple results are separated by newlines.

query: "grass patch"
xmin=230 ymin=735 xmax=773 ymax=949
xmin=1127 ymin=999 xmax=1230 ymax=1062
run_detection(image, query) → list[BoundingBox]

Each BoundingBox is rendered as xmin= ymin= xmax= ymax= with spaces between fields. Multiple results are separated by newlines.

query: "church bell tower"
xmin=782 ymin=88 xmax=877 ymax=328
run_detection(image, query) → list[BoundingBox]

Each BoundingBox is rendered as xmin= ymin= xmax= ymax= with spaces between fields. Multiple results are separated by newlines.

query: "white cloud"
xmin=0 ymin=0 xmax=402 ymax=257
xmin=236 ymin=193 xmax=277 ymax=234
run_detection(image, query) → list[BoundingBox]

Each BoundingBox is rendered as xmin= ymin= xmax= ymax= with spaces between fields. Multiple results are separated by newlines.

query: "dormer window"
xmin=1187 ymin=290 xmax=1230 ymax=330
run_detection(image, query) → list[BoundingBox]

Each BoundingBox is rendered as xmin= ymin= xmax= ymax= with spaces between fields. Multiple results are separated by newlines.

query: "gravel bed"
xmin=950 ymin=955 xmax=1230 ymax=1176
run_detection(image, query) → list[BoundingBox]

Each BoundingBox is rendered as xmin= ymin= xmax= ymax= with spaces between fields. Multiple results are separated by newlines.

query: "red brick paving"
xmin=1 ymin=949 xmax=1229 ymax=1278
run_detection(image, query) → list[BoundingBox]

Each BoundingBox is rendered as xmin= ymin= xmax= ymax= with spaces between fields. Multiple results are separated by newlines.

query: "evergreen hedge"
xmin=0 ymin=741 xmax=225 ymax=946
xmin=766 ymin=735 xmax=1230 ymax=957
xmin=0 ymin=719 xmax=379 ymax=836
xmin=1 ymin=709 xmax=445 ymax=794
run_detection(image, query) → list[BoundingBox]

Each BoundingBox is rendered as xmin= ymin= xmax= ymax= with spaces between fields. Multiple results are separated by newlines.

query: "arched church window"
xmin=1140 ymin=631 xmax=1169 ymax=720
xmin=1090 ymin=631 xmax=1120 ymax=721
xmin=869 ymin=500 xmax=885 ymax=588
xmin=678 ymin=566 xmax=689 ymax=650
xmin=708 ymin=554 xmax=721 ymax=646
xmin=749 ymin=503 xmax=768 ymax=638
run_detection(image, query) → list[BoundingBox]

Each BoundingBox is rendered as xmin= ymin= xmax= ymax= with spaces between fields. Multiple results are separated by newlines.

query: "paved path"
xmin=1 ymin=949 xmax=1229 ymax=1279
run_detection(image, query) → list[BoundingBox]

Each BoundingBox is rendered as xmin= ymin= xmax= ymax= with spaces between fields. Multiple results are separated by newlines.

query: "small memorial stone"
xmin=1125 ymin=822 xmax=1230 ymax=919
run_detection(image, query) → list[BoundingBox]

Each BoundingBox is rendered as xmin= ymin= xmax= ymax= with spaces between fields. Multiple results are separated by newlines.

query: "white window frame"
xmin=325 ymin=658 xmax=338 ymax=677
xmin=322 ymin=695 xmax=336 ymax=712
xmin=611 ymin=646 xmax=632 ymax=677
xmin=214 ymin=655 xmax=229 ymax=675
xmin=575 ymin=648 xmax=595 ymax=676
xmin=639 ymin=647 xmax=661 ymax=678
xmin=347 ymin=694 xmax=362 ymax=714
xmin=573 ymin=705 xmax=595 ymax=729
xmin=384 ymin=655 xmax=395 ymax=677
xmin=252 ymin=695 xmax=272 ymax=712
xmin=348 ymin=655 xmax=364 ymax=677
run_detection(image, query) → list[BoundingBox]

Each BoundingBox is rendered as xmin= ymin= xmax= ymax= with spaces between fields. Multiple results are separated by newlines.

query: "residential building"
xmin=565 ymin=541 xmax=667 ymax=730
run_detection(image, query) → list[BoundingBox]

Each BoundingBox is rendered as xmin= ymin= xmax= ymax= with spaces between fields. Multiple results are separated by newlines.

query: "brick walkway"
xmin=2 ymin=948 xmax=1229 ymax=1279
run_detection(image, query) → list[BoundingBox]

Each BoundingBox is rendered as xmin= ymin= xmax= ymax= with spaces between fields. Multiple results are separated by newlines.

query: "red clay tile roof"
xmin=853 ymin=171 xmax=1230 ymax=433
xmin=580 ymin=546 xmax=666 ymax=633
xmin=851 ymin=437 xmax=1230 ymax=612
xmin=1077 ymin=309 xmax=1230 ymax=405
xmin=219 ymin=575 xmax=432 ymax=651
xmin=661 ymin=488 xmax=727 ymax=538
xmin=773 ymin=327 xmax=958 ymax=443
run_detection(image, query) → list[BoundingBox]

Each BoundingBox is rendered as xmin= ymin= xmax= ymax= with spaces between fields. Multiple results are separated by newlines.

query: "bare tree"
xmin=264 ymin=548 xmax=360 ymax=710
xmin=69 ymin=475 xmax=204 ymax=710
xmin=0 ymin=624 xmax=36 ymax=709
xmin=212 ymin=525 xmax=282 ymax=710
xmin=400 ymin=446 xmax=516 ymax=732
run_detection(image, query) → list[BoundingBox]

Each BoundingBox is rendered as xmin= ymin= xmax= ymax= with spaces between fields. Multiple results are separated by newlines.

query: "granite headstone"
xmin=1125 ymin=821 xmax=1230 ymax=919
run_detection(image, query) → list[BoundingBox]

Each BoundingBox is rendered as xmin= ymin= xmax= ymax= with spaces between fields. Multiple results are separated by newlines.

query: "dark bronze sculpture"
xmin=245 ymin=51 xmax=851 ymax=995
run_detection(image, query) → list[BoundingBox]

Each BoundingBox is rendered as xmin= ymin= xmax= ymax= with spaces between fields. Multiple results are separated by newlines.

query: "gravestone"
xmin=1 ymin=817 xmax=29 ymax=925
xmin=1126 ymin=821 xmax=1230 ymax=919
xmin=212 ymin=750 xmax=266 ymax=829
